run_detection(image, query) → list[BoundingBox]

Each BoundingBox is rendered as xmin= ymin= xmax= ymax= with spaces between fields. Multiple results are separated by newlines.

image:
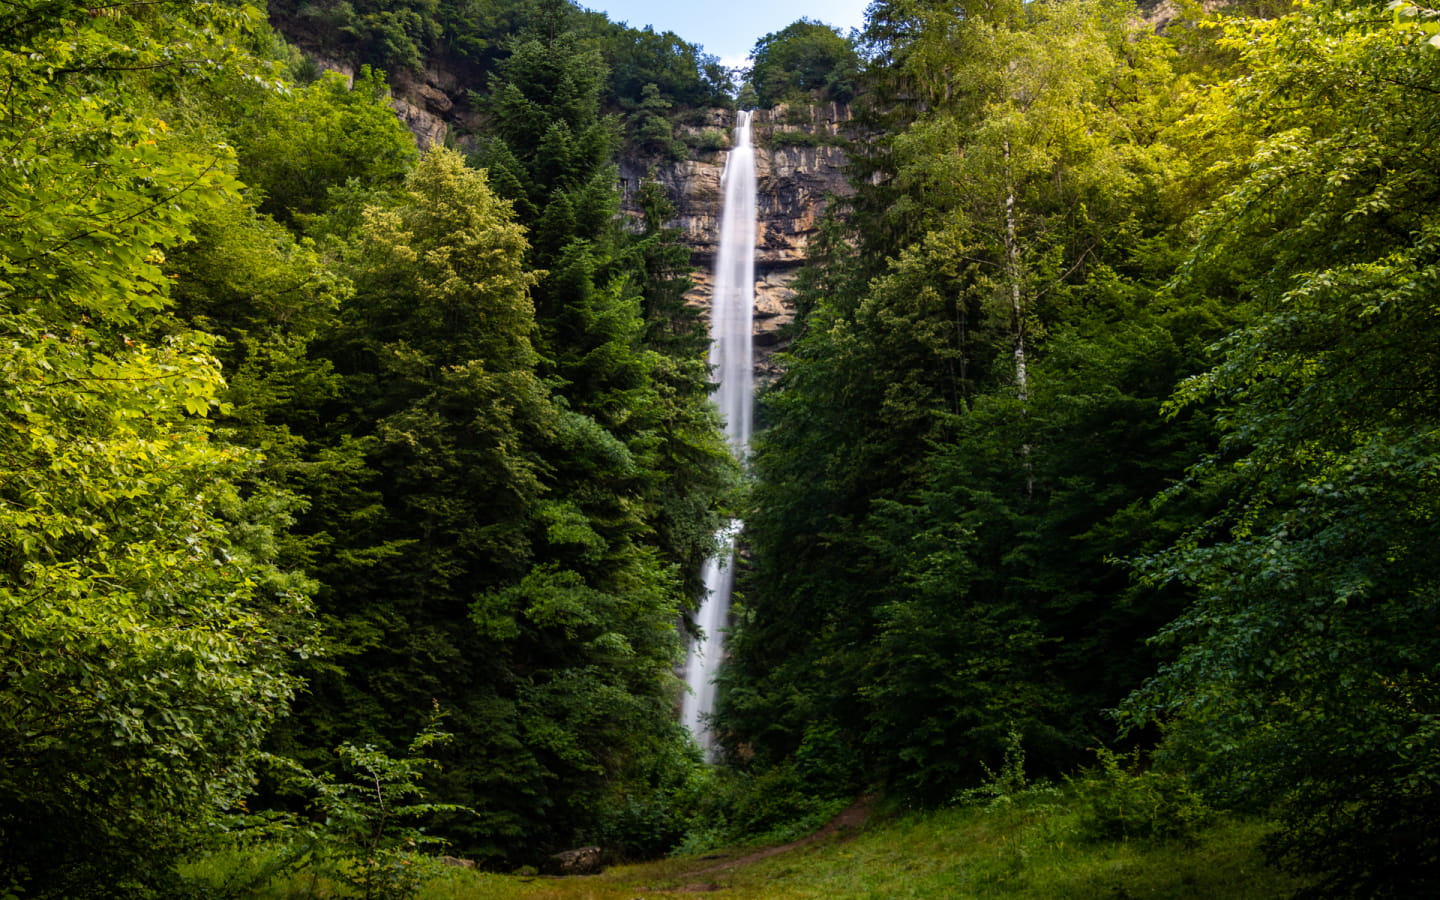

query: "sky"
xmin=581 ymin=1 xmax=872 ymax=69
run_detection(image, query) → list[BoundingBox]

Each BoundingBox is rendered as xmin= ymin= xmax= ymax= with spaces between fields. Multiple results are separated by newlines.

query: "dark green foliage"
xmin=600 ymin=20 xmax=734 ymax=110
xmin=264 ymin=711 xmax=468 ymax=900
xmin=764 ymin=128 xmax=841 ymax=148
xmin=676 ymin=761 xmax=856 ymax=854
xmin=258 ymin=3 xmax=732 ymax=863
xmin=629 ymin=82 xmax=684 ymax=160
xmin=271 ymin=0 xmax=442 ymax=72
xmin=470 ymin=0 xmax=734 ymax=602
xmin=25 ymin=0 xmax=1440 ymax=893
xmin=719 ymin=0 xmax=1222 ymax=804
xmin=748 ymin=19 xmax=860 ymax=107
xmin=1121 ymin=5 xmax=1440 ymax=895
xmin=270 ymin=0 xmax=734 ymax=147
xmin=283 ymin=148 xmax=600 ymax=858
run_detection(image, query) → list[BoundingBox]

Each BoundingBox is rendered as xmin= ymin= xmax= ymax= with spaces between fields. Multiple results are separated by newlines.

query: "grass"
xmin=189 ymin=789 xmax=1311 ymax=899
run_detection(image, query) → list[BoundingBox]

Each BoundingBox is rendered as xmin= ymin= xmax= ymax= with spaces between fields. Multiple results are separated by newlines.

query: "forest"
xmin=2 ymin=0 xmax=1438 ymax=897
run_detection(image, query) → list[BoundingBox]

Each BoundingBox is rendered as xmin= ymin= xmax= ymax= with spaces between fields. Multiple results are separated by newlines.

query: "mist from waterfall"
xmin=681 ymin=110 xmax=757 ymax=755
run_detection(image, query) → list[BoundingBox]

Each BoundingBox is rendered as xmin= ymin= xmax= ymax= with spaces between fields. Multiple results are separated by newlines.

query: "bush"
xmin=1072 ymin=749 xmax=1212 ymax=844
xmin=589 ymin=746 xmax=712 ymax=861
xmin=954 ymin=729 xmax=1061 ymax=812
xmin=675 ymin=759 xmax=851 ymax=854
xmin=255 ymin=710 xmax=471 ymax=900
xmin=683 ymin=128 xmax=730 ymax=153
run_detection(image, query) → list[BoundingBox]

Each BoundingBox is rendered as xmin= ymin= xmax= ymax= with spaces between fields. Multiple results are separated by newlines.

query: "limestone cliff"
xmin=620 ymin=103 xmax=854 ymax=380
xmin=303 ymin=46 xmax=853 ymax=380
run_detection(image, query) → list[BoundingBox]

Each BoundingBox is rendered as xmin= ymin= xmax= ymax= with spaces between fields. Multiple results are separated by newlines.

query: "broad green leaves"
xmin=1126 ymin=3 xmax=1440 ymax=893
xmin=233 ymin=67 xmax=417 ymax=225
xmin=1390 ymin=0 xmax=1440 ymax=47
xmin=0 ymin=3 xmax=314 ymax=895
xmin=723 ymin=0 xmax=1215 ymax=798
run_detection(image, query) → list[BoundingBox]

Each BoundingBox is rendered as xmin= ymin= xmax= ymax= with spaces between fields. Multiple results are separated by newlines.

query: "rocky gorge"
xmin=296 ymin=49 xmax=854 ymax=381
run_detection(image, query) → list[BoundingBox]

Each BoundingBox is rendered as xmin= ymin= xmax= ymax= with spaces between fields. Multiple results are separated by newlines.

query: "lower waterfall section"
xmin=681 ymin=519 xmax=740 ymax=748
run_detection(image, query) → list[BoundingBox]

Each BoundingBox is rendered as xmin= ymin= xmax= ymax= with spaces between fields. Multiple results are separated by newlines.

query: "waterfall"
xmin=681 ymin=109 xmax=757 ymax=755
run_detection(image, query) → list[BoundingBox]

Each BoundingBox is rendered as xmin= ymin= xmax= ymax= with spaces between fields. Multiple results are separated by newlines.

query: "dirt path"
xmin=662 ymin=793 xmax=878 ymax=890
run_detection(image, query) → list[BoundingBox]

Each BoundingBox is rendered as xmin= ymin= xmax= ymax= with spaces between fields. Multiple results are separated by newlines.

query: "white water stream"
xmin=681 ymin=110 xmax=757 ymax=755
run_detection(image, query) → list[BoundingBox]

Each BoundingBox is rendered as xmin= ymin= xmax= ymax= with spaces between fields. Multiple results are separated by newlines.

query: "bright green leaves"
xmin=352 ymin=147 xmax=539 ymax=371
xmin=3 ymin=0 xmax=731 ymax=881
xmin=0 ymin=5 xmax=316 ymax=894
xmin=1121 ymin=3 xmax=1440 ymax=894
xmin=0 ymin=103 xmax=239 ymax=327
xmin=1390 ymin=0 xmax=1440 ymax=47
xmin=233 ymin=67 xmax=417 ymax=225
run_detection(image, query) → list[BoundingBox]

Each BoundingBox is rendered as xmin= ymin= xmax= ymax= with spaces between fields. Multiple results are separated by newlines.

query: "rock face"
xmin=620 ymin=103 xmax=854 ymax=380
xmin=386 ymin=68 xmax=465 ymax=149
xmin=389 ymin=95 xmax=448 ymax=149
xmin=307 ymin=42 xmax=853 ymax=378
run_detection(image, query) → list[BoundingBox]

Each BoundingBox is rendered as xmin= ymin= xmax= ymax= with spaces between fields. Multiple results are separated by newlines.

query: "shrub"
xmin=259 ymin=710 xmax=471 ymax=900
xmin=675 ymin=759 xmax=850 ymax=854
xmin=1073 ymin=748 xmax=1212 ymax=844
xmin=955 ymin=729 xmax=1061 ymax=812
xmin=684 ymin=128 xmax=730 ymax=153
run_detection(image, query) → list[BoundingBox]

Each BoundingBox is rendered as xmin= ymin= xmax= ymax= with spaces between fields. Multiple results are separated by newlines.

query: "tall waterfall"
xmin=681 ymin=110 xmax=757 ymax=754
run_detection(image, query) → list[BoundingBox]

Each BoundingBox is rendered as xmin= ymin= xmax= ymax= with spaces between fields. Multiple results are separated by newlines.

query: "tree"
xmin=602 ymin=23 xmax=733 ymax=109
xmin=473 ymin=0 xmax=734 ymax=619
xmin=280 ymin=147 xmax=555 ymax=848
xmin=630 ymin=82 xmax=683 ymax=160
xmin=0 ymin=3 xmax=314 ymax=894
xmin=1125 ymin=4 xmax=1440 ymax=894
xmin=749 ymin=19 xmax=860 ymax=107
xmin=270 ymin=0 xmax=442 ymax=72
xmin=271 ymin=145 xmax=725 ymax=861
xmin=231 ymin=66 xmax=418 ymax=226
xmin=720 ymin=0 xmax=1224 ymax=796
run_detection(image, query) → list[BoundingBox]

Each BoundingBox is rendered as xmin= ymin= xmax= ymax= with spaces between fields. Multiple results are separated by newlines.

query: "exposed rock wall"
xmin=620 ymin=103 xmax=854 ymax=380
xmin=388 ymin=67 xmax=475 ymax=149
xmin=304 ymin=41 xmax=853 ymax=379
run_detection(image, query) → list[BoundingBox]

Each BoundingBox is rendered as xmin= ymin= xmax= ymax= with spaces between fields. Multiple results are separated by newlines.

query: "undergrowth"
xmin=190 ymin=786 xmax=1307 ymax=898
xmin=182 ymin=732 xmax=1306 ymax=898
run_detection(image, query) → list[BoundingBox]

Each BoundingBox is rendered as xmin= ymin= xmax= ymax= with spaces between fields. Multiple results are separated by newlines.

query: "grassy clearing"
xmin=191 ymin=790 xmax=1310 ymax=899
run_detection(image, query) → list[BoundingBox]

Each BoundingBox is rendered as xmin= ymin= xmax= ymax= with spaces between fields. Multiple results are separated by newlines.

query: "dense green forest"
xmin=3 ymin=0 xmax=1439 ymax=897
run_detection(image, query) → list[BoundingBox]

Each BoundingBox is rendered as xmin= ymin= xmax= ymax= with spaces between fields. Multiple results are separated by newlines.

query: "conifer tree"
xmin=722 ymin=0 xmax=1225 ymax=795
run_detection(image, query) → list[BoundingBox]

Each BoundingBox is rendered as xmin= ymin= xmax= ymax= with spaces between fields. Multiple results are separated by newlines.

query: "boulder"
xmin=439 ymin=855 xmax=475 ymax=869
xmin=546 ymin=845 xmax=603 ymax=876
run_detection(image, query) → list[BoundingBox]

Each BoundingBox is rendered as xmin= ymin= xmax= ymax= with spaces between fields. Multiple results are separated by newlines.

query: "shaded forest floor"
xmin=216 ymin=791 xmax=1311 ymax=899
